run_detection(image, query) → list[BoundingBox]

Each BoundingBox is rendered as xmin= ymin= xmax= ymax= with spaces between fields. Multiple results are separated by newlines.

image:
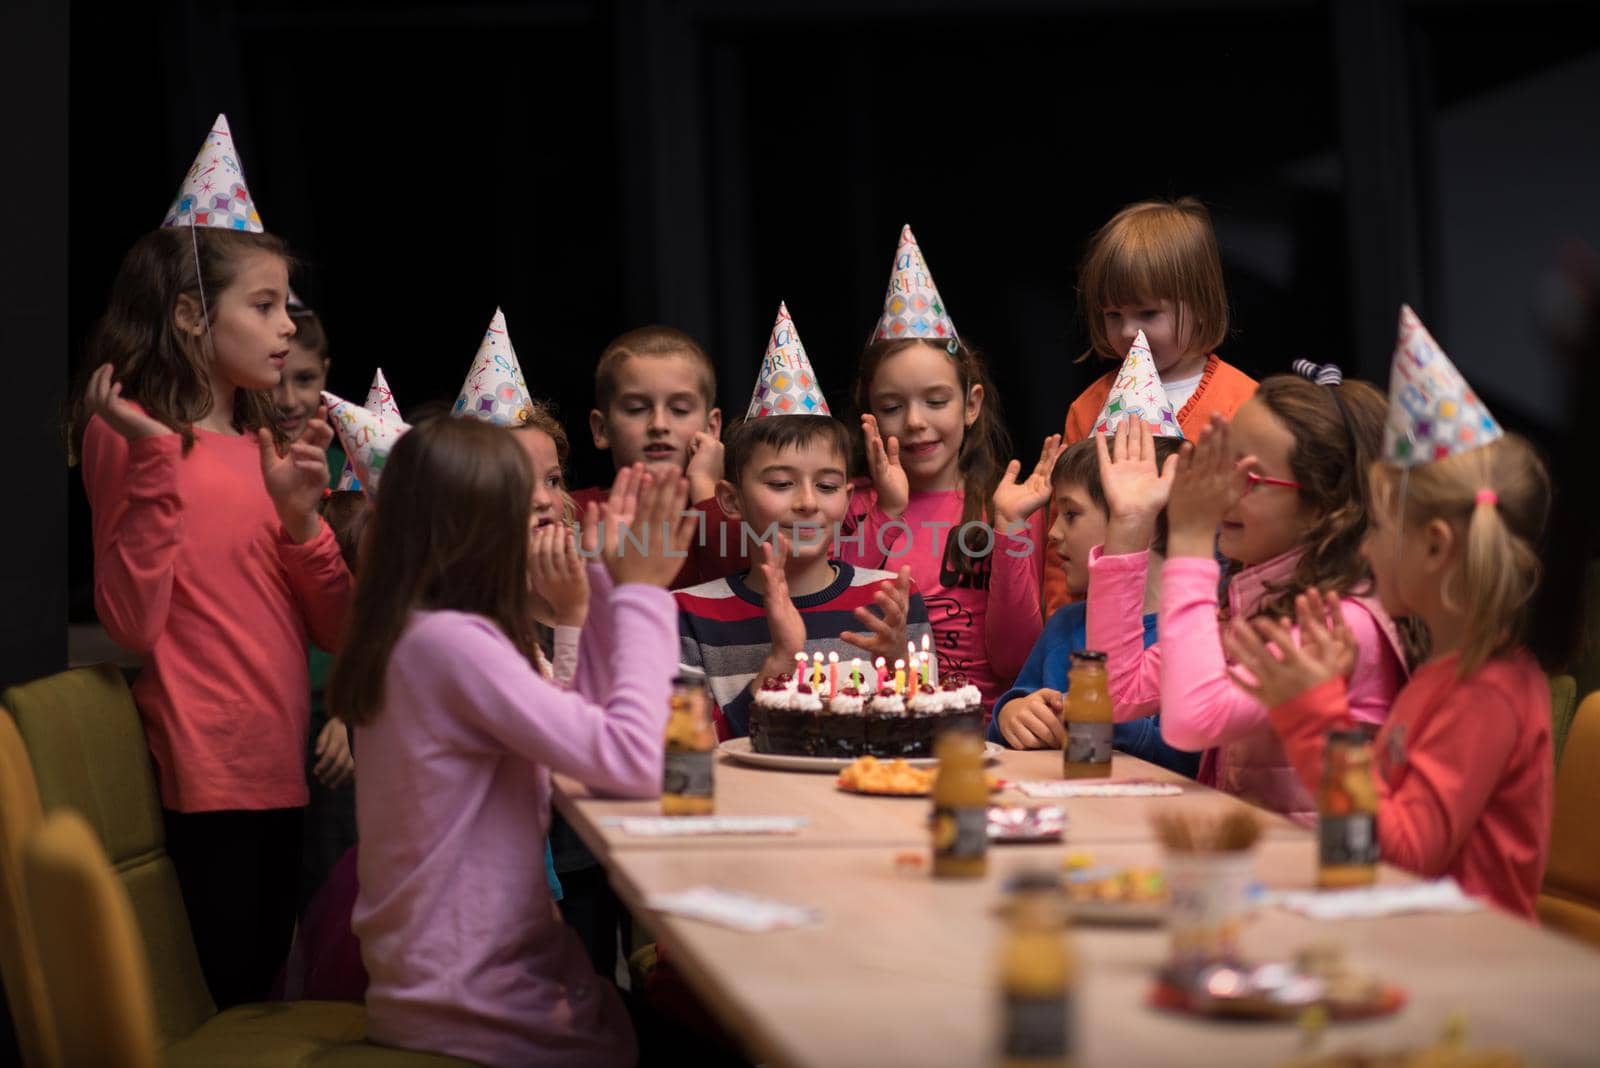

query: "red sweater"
xmin=82 ymin=414 xmax=352 ymax=812
xmin=570 ymin=487 xmax=746 ymax=590
xmin=1269 ymin=651 xmax=1552 ymax=917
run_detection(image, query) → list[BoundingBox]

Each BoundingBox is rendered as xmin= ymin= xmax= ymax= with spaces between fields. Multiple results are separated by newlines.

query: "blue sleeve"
xmin=544 ymin=840 xmax=564 ymax=901
xmin=989 ymin=603 xmax=1083 ymax=747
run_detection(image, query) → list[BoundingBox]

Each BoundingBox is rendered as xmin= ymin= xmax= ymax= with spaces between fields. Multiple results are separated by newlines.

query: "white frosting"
xmin=907 ymin=692 xmax=943 ymax=717
xmin=952 ymin=684 xmax=983 ymax=709
xmin=793 ymin=690 xmax=823 ymax=713
xmin=827 ymin=693 xmax=865 ymax=715
xmin=870 ymin=693 xmax=906 ymax=716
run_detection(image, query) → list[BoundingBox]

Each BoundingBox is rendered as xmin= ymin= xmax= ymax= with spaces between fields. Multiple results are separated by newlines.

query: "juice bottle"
xmin=1061 ymin=651 xmax=1112 ymax=780
xmin=999 ymin=870 xmax=1075 ymax=1067
xmin=1317 ymin=728 xmax=1378 ymax=887
xmin=662 ymin=673 xmax=715 ymax=816
xmin=931 ymin=730 xmax=988 ymax=878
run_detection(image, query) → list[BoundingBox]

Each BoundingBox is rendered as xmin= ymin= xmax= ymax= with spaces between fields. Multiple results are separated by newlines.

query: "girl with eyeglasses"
xmin=1082 ymin=370 xmax=1411 ymax=824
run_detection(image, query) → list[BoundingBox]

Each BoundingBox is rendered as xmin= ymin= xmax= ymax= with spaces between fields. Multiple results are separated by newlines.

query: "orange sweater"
xmin=1269 ymin=651 xmax=1552 ymax=918
xmin=1041 ymin=354 xmax=1256 ymax=617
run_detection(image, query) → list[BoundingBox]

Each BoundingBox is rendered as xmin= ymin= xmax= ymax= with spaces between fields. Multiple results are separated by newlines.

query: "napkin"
xmin=646 ymin=886 xmax=821 ymax=932
xmin=611 ymin=816 xmax=809 ymax=837
xmin=1261 ymin=879 xmax=1483 ymax=920
xmin=1014 ymin=780 xmax=1184 ymax=799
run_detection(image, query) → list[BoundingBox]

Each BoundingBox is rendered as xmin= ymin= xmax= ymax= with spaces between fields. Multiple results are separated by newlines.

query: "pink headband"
xmin=1475 ymin=488 xmax=1498 ymax=507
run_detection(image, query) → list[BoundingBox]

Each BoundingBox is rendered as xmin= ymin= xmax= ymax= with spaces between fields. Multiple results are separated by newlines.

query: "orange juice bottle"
xmin=1061 ymin=651 xmax=1112 ymax=780
xmin=999 ymin=870 xmax=1075 ymax=1067
xmin=1317 ymin=729 xmax=1378 ymax=887
xmin=932 ymin=730 xmax=989 ymax=878
xmin=662 ymin=673 xmax=715 ymax=816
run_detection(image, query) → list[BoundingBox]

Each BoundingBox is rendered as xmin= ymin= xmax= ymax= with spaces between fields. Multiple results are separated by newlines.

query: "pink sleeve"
xmin=1269 ymin=677 xmax=1516 ymax=879
xmin=1155 ymin=556 xmax=1271 ymax=749
xmin=836 ymin=483 xmax=906 ymax=569
xmin=1084 ymin=546 xmax=1161 ymax=721
xmin=81 ymin=420 xmax=183 ymax=654
xmin=985 ymin=514 xmax=1046 ymax=683
xmin=417 ymin=589 xmax=678 ymax=799
xmin=278 ymin=521 xmax=352 ymax=652
xmin=573 ymin=562 xmax=616 ymax=702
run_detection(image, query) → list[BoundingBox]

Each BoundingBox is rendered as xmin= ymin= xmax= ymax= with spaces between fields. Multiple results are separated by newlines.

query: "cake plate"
xmin=717 ymin=736 xmax=1004 ymax=773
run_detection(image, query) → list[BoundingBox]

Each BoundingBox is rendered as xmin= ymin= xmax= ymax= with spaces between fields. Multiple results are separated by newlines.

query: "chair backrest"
xmin=2 ymin=665 xmax=215 ymax=1040
xmin=1548 ymin=674 xmax=1578 ymax=768
xmin=1540 ymin=690 xmax=1600 ymax=946
xmin=0 ymin=711 xmax=59 ymax=1067
xmin=22 ymin=809 xmax=160 ymax=1068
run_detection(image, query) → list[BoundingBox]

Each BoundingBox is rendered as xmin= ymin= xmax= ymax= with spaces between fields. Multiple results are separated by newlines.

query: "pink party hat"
xmin=161 ymin=114 xmax=264 ymax=233
xmin=1382 ymin=305 xmax=1503 ymax=465
xmin=452 ymin=307 xmax=535 ymax=427
xmin=1090 ymin=330 xmax=1183 ymax=438
xmin=872 ymin=225 xmax=957 ymax=341
xmin=323 ymin=391 xmax=410 ymax=496
xmin=335 ymin=369 xmax=403 ymax=491
xmin=746 ymin=302 xmax=830 ymax=418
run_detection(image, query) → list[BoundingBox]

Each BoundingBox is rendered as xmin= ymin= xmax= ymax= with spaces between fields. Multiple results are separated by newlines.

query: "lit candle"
xmin=850 ymin=658 xmax=862 ymax=690
xmin=812 ymin=651 xmax=824 ymax=692
xmin=922 ymin=633 xmax=937 ymax=686
xmin=908 ymin=653 xmax=920 ymax=697
xmin=792 ymin=651 xmax=806 ymax=692
xmin=894 ymin=658 xmax=906 ymax=695
xmin=875 ymin=656 xmax=887 ymax=691
xmin=827 ymin=651 xmax=839 ymax=697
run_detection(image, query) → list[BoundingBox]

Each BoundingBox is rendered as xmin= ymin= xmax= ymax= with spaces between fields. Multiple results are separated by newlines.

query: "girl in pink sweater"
xmin=1087 ymin=371 xmax=1409 ymax=823
xmin=331 ymin=422 xmax=694 ymax=1068
xmin=840 ymin=226 xmax=1060 ymax=710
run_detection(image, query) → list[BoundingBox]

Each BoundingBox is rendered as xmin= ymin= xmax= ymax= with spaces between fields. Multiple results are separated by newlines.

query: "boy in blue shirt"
xmin=988 ymin=436 xmax=1199 ymax=776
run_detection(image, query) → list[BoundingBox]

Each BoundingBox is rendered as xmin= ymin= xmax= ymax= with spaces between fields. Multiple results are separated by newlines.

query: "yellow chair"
xmin=0 ymin=711 xmax=59 ymax=1067
xmin=1539 ymin=691 xmax=1600 ymax=947
xmin=4 ymin=665 xmax=477 ymax=1067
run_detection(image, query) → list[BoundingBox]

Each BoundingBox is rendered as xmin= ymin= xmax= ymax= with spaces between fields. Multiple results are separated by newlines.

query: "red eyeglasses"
xmin=1242 ymin=470 xmax=1303 ymax=494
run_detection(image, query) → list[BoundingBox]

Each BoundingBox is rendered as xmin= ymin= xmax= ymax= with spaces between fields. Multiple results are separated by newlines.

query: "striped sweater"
xmin=675 ymin=560 xmax=933 ymax=739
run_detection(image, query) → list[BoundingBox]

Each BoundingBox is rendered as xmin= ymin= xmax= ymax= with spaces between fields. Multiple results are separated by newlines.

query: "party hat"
xmin=323 ymin=391 xmax=410 ymax=496
xmin=746 ymin=302 xmax=830 ymax=418
xmin=335 ymin=369 xmax=403 ymax=491
xmin=452 ymin=307 xmax=534 ymax=427
xmin=1382 ymin=305 xmax=1503 ymax=465
xmin=1091 ymin=330 xmax=1183 ymax=438
xmin=872 ymin=225 xmax=957 ymax=341
xmin=161 ymin=114 xmax=264 ymax=233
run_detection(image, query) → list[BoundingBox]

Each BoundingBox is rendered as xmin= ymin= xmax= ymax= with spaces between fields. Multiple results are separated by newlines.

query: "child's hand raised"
xmin=587 ymin=465 xmax=697 ymax=589
xmin=258 ymin=405 xmax=335 ymax=544
xmin=685 ymin=431 xmax=725 ymax=505
xmin=756 ymin=535 xmax=808 ymax=674
xmin=839 ymin=565 xmax=912 ymax=662
xmin=86 ymin=363 xmax=172 ymax=442
xmin=1097 ymin=418 xmax=1180 ymax=555
xmin=312 ymin=717 xmax=355 ymax=789
xmin=992 ymin=434 xmax=1063 ymax=532
xmin=528 ymin=521 xmax=590 ymax=628
xmin=1222 ymin=594 xmax=1354 ymax=710
xmin=861 ymin=414 xmax=908 ymax=518
xmin=997 ymin=689 xmax=1065 ymax=750
xmin=1164 ymin=413 xmax=1243 ymax=559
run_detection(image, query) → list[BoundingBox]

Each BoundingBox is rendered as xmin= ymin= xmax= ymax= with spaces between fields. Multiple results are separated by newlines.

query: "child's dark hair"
xmin=329 ymin=417 xmax=539 ymax=727
xmin=594 ymin=325 xmax=718 ymax=412
xmin=515 ymin=400 xmax=576 ymax=523
xmin=288 ymin=306 xmax=330 ymax=360
xmin=1051 ymin=435 xmax=1184 ymax=554
xmin=1250 ymin=374 xmax=1388 ymax=622
xmin=722 ymin=414 xmax=851 ymax=486
xmin=853 ymin=337 xmax=1011 ymax=578
xmin=68 ymin=227 xmax=294 ymax=461
xmin=1077 ymin=197 xmax=1229 ymax=364
xmin=318 ymin=490 xmax=369 ymax=571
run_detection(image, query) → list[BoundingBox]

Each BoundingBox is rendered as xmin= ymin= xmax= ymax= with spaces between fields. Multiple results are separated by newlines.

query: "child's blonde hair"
xmin=1370 ymin=435 xmax=1551 ymax=676
xmin=1077 ymin=197 xmax=1229 ymax=363
xmin=594 ymin=325 xmax=717 ymax=412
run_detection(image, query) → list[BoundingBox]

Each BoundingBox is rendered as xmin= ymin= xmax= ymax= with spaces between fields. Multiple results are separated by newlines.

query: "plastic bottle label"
xmin=933 ymin=805 xmax=988 ymax=860
xmin=1319 ymin=812 xmax=1378 ymax=866
xmin=1003 ymin=993 xmax=1071 ymax=1059
xmin=1065 ymin=720 xmax=1112 ymax=765
xmin=663 ymin=749 xmax=714 ymax=798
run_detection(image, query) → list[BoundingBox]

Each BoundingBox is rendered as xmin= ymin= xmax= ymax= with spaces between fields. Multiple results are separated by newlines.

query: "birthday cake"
xmin=748 ymin=653 xmax=985 ymax=759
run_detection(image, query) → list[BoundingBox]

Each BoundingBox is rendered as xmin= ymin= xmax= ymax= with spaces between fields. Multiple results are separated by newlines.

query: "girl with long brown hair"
xmin=335 ymin=417 xmax=694 ymax=1067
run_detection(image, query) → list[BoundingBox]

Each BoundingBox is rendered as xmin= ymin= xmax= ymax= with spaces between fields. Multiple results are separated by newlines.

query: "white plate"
xmin=718 ymin=736 xmax=1003 ymax=773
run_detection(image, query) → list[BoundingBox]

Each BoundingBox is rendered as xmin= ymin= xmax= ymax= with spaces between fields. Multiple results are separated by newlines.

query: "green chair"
xmin=3 ymin=664 xmax=476 ymax=1066
xmin=1549 ymin=674 xmax=1579 ymax=769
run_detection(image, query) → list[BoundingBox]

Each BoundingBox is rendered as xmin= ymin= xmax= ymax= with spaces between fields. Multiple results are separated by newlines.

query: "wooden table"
xmin=554 ymin=747 xmax=1600 ymax=1067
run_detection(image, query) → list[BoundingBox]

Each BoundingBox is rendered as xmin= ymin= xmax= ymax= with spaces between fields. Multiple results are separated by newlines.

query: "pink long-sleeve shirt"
xmin=1086 ymin=546 xmax=1406 ymax=822
xmin=839 ymin=483 xmax=1045 ymax=709
xmin=81 ymin=413 xmax=351 ymax=811
xmin=354 ymin=566 xmax=675 ymax=1068
xmin=1269 ymin=652 xmax=1551 ymax=917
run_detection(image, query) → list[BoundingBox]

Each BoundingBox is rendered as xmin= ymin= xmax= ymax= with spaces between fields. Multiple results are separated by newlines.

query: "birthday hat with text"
xmin=871 ymin=225 xmax=957 ymax=341
xmin=1382 ymin=304 xmax=1503 ymax=465
xmin=746 ymin=302 xmax=830 ymax=418
xmin=335 ymin=368 xmax=403 ymax=491
xmin=452 ymin=307 xmax=535 ymax=426
xmin=323 ymin=391 xmax=410 ymax=496
xmin=1091 ymin=329 xmax=1183 ymax=438
xmin=161 ymin=114 xmax=264 ymax=233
